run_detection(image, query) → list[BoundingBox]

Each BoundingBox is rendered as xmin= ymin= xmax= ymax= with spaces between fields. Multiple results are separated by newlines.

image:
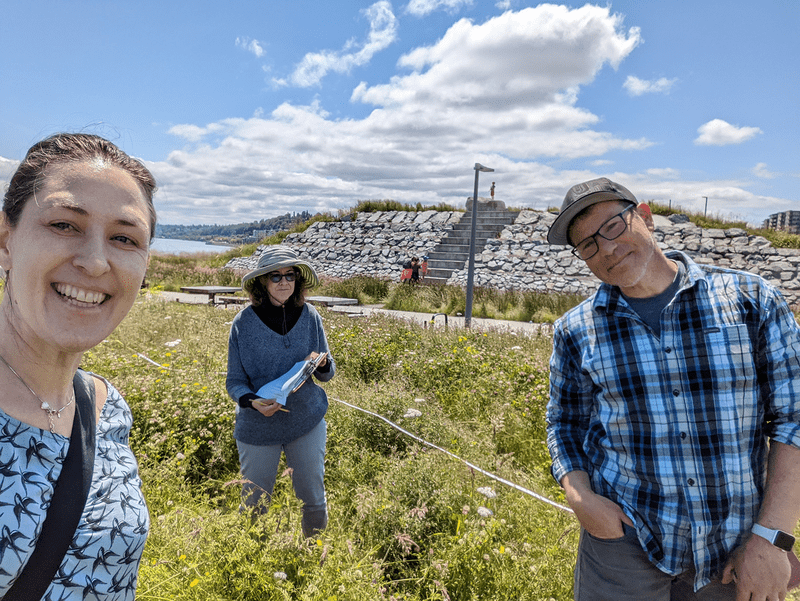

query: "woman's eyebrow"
xmin=47 ymin=201 xmax=147 ymax=229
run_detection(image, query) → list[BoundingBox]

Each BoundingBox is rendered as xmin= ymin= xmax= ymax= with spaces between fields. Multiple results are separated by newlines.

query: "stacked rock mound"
xmin=225 ymin=210 xmax=800 ymax=306
xmin=224 ymin=210 xmax=460 ymax=281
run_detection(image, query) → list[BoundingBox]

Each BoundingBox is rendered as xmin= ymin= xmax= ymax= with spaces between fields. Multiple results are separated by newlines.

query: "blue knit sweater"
xmin=226 ymin=303 xmax=335 ymax=445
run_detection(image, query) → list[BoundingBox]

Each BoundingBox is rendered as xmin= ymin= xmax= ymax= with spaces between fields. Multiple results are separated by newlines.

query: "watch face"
xmin=775 ymin=530 xmax=796 ymax=552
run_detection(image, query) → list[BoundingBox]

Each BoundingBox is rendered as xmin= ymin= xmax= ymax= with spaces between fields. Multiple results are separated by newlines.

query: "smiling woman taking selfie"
xmin=227 ymin=246 xmax=335 ymax=539
xmin=0 ymin=133 xmax=155 ymax=599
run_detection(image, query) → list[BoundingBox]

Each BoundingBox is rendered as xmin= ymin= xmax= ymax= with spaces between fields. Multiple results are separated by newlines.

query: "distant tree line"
xmin=156 ymin=211 xmax=314 ymax=242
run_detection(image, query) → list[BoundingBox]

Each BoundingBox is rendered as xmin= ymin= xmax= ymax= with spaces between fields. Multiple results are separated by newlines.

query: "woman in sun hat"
xmin=226 ymin=245 xmax=335 ymax=538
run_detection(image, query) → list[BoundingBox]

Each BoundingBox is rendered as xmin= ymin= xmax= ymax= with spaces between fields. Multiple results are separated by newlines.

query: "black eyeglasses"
xmin=571 ymin=205 xmax=636 ymax=260
xmin=266 ymin=272 xmax=297 ymax=283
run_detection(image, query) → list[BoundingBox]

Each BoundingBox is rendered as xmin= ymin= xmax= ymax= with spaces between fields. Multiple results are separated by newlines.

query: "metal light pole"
xmin=465 ymin=163 xmax=494 ymax=328
xmin=703 ymin=196 xmax=708 ymax=218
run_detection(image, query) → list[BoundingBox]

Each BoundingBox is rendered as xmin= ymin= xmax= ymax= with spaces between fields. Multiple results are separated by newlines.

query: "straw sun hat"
xmin=241 ymin=246 xmax=320 ymax=293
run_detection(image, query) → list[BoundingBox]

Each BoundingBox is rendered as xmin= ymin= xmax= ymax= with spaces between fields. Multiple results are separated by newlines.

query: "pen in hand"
xmin=254 ymin=399 xmax=290 ymax=413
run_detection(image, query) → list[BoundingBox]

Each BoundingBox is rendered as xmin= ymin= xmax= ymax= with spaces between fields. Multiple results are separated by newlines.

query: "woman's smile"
xmin=53 ymin=283 xmax=109 ymax=306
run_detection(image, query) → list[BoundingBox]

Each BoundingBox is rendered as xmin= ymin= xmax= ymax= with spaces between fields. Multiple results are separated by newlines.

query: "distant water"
xmin=150 ymin=238 xmax=234 ymax=255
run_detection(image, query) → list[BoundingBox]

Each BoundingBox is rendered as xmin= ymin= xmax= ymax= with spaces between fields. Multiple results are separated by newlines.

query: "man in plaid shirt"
xmin=546 ymin=178 xmax=800 ymax=600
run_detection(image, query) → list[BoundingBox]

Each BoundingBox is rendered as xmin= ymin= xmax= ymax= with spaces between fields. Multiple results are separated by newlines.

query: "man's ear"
xmin=636 ymin=203 xmax=654 ymax=231
xmin=0 ymin=212 xmax=13 ymax=272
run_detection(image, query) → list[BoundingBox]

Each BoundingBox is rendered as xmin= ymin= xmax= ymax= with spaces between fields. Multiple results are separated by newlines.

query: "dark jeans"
xmin=574 ymin=524 xmax=736 ymax=601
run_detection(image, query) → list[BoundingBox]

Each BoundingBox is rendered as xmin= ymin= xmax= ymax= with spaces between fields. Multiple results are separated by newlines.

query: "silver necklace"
xmin=0 ymin=353 xmax=75 ymax=434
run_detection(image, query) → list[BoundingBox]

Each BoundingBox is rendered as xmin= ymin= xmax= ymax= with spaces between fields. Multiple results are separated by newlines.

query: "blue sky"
xmin=1 ymin=0 xmax=797 ymax=226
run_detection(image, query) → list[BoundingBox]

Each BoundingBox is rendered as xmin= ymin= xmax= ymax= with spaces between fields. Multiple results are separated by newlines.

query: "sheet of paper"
xmin=255 ymin=360 xmax=309 ymax=406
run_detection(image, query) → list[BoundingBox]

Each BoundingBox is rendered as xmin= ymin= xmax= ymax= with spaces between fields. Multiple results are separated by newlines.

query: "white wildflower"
xmin=274 ymin=571 xmax=287 ymax=581
xmin=414 ymin=397 xmax=426 ymax=403
xmin=477 ymin=486 xmax=497 ymax=499
xmin=477 ymin=506 xmax=493 ymax=518
xmin=403 ymin=408 xmax=423 ymax=419
xmin=164 ymin=339 xmax=181 ymax=347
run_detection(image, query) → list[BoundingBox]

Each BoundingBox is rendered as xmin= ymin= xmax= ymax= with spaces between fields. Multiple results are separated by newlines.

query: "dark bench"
xmin=180 ymin=285 xmax=241 ymax=305
xmin=216 ymin=296 xmax=249 ymax=307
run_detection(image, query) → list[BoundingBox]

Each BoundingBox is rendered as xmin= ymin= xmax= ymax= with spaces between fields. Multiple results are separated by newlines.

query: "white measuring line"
xmin=331 ymin=396 xmax=573 ymax=514
xmin=136 ymin=353 xmax=165 ymax=368
xmin=132 ymin=351 xmax=573 ymax=514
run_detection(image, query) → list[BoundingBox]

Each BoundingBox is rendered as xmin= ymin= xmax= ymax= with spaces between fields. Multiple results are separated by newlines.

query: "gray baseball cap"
xmin=547 ymin=177 xmax=638 ymax=246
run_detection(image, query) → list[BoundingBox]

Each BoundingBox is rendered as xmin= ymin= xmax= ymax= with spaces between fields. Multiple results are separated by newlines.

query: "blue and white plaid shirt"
xmin=547 ymin=251 xmax=800 ymax=590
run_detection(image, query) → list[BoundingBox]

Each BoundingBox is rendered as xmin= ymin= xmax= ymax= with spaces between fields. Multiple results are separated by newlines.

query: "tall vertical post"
xmin=465 ymin=163 xmax=493 ymax=328
xmin=703 ymin=196 xmax=708 ymax=218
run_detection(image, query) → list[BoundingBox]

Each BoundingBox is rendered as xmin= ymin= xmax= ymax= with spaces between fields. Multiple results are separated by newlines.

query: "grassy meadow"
xmin=123 ymin=234 xmax=800 ymax=600
xmin=81 ymin=290 xmax=578 ymax=600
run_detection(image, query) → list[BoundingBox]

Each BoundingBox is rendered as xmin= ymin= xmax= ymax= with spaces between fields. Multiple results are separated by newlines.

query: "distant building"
xmin=763 ymin=210 xmax=800 ymax=234
xmin=252 ymin=229 xmax=267 ymax=238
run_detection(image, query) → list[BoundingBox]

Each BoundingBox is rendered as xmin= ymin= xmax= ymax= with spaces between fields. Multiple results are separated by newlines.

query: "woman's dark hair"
xmin=248 ymin=268 xmax=308 ymax=308
xmin=3 ymin=133 xmax=158 ymax=241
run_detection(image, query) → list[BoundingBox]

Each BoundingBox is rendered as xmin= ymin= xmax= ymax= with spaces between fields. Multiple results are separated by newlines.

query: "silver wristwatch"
xmin=751 ymin=523 xmax=796 ymax=552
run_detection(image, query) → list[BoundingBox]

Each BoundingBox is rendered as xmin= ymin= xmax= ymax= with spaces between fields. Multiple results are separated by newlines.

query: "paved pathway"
xmin=156 ymin=291 xmax=213 ymax=304
xmin=155 ymin=292 xmax=553 ymax=337
xmin=325 ymin=304 xmax=553 ymax=337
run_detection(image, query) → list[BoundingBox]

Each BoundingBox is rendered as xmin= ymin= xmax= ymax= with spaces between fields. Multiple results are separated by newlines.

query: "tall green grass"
xmin=350 ymin=199 xmax=462 ymax=214
xmin=81 ymin=294 xmax=576 ymax=600
xmin=382 ymin=282 xmax=584 ymax=324
xmin=88 ymin=296 xmax=800 ymax=600
xmin=147 ymin=252 xmax=242 ymax=291
xmin=321 ymin=276 xmax=391 ymax=305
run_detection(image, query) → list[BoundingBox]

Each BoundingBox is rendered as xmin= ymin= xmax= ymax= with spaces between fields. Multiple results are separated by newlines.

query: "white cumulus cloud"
xmin=753 ymin=162 xmax=777 ymax=179
xmin=0 ymin=156 xmax=19 ymax=182
xmin=694 ymin=119 xmax=762 ymax=146
xmin=358 ymin=5 xmax=639 ymax=109
xmin=623 ymin=75 xmax=676 ymax=96
xmin=235 ymin=36 xmax=265 ymax=58
xmin=167 ymin=123 xmax=225 ymax=143
xmin=645 ymin=168 xmax=681 ymax=179
xmin=276 ymin=1 xmax=398 ymax=88
xmin=405 ymin=0 xmax=472 ymax=17
xmin=146 ymin=5 xmax=651 ymax=224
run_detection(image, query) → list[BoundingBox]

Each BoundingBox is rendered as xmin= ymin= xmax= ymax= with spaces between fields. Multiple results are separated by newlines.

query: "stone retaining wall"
xmin=224 ymin=210 xmax=461 ymax=280
xmin=225 ymin=210 xmax=800 ymax=306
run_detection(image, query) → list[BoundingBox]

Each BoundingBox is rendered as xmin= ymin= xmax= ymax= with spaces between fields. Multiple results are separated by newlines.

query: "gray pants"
xmin=574 ymin=524 xmax=736 ymax=601
xmin=236 ymin=419 xmax=328 ymax=538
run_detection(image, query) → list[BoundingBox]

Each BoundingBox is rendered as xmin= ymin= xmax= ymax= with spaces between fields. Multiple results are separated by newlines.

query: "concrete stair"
xmin=424 ymin=206 xmax=519 ymax=285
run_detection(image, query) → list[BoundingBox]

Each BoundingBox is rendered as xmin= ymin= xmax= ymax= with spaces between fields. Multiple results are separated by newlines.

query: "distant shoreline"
xmin=150 ymin=238 xmax=234 ymax=255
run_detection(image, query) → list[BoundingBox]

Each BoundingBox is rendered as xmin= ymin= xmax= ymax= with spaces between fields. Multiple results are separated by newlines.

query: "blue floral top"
xmin=0 ymin=375 xmax=149 ymax=600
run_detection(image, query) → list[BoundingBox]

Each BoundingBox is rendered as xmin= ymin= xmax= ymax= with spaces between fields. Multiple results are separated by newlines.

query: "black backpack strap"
xmin=4 ymin=369 xmax=97 ymax=600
